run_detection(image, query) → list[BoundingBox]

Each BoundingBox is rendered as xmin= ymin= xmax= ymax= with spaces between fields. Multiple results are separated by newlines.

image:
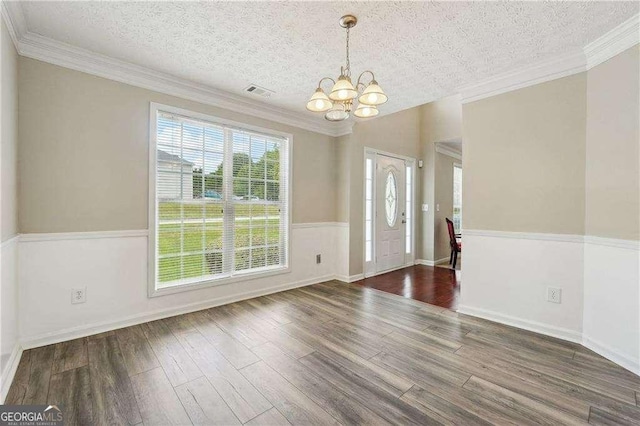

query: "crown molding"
xmin=0 ymin=0 xmax=26 ymax=50
xmin=460 ymin=50 xmax=587 ymax=104
xmin=3 ymin=1 xmax=637 ymax=127
xmin=0 ymin=2 xmax=353 ymax=138
xmin=584 ymin=13 xmax=640 ymax=70
xmin=18 ymin=32 xmax=353 ymax=137
xmin=435 ymin=144 xmax=462 ymax=160
xmin=459 ymin=13 xmax=639 ymax=104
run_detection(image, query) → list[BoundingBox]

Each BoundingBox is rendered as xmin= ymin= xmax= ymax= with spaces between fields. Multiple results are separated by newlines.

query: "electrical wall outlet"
xmin=547 ymin=287 xmax=562 ymax=304
xmin=316 ymin=254 xmax=321 ymax=264
xmin=72 ymin=287 xmax=86 ymax=304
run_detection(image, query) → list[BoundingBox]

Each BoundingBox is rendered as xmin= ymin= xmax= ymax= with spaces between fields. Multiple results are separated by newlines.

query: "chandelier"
xmin=306 ymin=15 xmax=387 ymax=121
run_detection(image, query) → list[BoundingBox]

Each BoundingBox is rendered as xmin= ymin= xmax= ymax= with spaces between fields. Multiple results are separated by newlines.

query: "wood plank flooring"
xmin=6 ymin=280 xmax=640 ymax=425
xmin=355 ymin=265 xmax=461 ymax=309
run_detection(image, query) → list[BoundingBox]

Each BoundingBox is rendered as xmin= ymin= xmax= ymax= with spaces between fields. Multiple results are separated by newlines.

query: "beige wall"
xmin=419 ymin=95 xmax=462 ymax=261
xmin=463 ymin=73 xmax=587 ymax=235
xmin=18 ymin=58 xmax=337 ymax=233
xmin=434 ymin=152 xmax=458 ymax=261
xmin=1 ymin=19 xmax=18 ymax=241
xmin=585 ymin=46 xmax=639 ymax=241
xmin=340 ymin=108 xmax=421 ymax=275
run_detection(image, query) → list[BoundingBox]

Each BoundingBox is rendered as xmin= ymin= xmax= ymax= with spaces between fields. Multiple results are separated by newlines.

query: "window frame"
xmin=148 ymin=102 xmax=293 ymax=298
xmin=453 ymin=162 xmax=463 ymax=233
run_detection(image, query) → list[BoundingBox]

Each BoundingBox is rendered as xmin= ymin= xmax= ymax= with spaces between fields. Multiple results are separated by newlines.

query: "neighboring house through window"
xmin=157 ymin=150 xmax=194 ymax=200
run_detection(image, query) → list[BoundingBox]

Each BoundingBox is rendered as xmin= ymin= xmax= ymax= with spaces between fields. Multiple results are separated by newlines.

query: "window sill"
xmin=149 ymin=265 xmax=291 ymax=298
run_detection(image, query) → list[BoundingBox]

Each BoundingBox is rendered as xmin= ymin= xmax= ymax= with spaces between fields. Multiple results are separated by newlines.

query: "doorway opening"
xmin=364 ymin=149 xmax=415 ymax=278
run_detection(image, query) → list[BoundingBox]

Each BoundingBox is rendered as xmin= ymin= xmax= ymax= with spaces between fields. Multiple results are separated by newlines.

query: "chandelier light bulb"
xmin=329 ymin=76 xmax=358 ymax=101
xmin=354 ymin=103 xmax=379 ymax=118
xmin=359 ymin=80 xmax=388 ymax=106
xmin=306 ymin=88 xmax=332 ymax=112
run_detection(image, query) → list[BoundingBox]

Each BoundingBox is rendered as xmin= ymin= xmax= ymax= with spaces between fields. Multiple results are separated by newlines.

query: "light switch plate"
xmin=422 ymin=204 xmax=429 ymax=212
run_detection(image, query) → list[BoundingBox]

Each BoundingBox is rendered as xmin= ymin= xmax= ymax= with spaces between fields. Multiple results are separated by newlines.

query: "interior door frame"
xmin=363 ymin=147 xmax=416 ymax=278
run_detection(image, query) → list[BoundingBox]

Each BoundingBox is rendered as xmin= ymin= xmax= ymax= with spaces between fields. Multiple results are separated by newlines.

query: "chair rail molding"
xmin=583 ymin=235 xmax=640 ymax=251
xmin=462 ymin=229 xmax=584 ymax=244
xmin=19 ymin=230 xmax=149 ymax=243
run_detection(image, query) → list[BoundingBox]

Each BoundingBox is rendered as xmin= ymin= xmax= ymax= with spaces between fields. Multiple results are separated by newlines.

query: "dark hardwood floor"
xmin=355 ymin=265 xmax=461 ymax=309
xmin=6 ymin=280 xmax=640 ymax=425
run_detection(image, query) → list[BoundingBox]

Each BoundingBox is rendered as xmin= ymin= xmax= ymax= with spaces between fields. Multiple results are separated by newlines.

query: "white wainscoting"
xmin=460 ymin=229 xmax=640 ymax=375
xmin=1 ymin=236 xmax=20 ymax=403
xmin=332 ymin=223 xmax=350 ymax=282
xmin=18 ymin=223 xmax=348 ymax=349
xmin=583 ymin=238 xmax=639 ymax=375
xmin=459 ymin=230 xmax=585 ymax=342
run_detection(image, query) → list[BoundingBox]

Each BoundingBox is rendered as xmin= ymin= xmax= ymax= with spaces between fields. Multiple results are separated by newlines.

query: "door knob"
xmin=401 ymin=219 xmax=406 ymax=224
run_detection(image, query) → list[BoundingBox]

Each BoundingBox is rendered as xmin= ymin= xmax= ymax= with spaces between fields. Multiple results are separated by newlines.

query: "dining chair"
xmin=446 ymin=218 xmax=461 ymax=269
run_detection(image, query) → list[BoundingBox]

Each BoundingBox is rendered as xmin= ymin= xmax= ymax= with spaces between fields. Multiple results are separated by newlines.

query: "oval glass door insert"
xmin=385 ymin=171 xmax=398 ymax=227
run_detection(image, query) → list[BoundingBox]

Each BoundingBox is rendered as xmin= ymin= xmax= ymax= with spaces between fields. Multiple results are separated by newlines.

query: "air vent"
xmin=244 ymin=84 xmax=275 ymax=98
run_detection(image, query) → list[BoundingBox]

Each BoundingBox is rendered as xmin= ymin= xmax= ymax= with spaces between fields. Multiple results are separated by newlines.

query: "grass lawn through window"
xmin=157 ymin=201 xmax=282 ymax=284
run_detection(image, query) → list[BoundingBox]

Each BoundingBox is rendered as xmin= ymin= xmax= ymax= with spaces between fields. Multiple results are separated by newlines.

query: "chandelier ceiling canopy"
xmin=306 ymin=15 xmax=388 ymax=121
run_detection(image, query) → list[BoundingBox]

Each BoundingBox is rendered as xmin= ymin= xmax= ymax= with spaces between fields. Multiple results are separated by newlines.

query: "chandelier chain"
xmin=345 ymin=26 xmax=350 ymax=77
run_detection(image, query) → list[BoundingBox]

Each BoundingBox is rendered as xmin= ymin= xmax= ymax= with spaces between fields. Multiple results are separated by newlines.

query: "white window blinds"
xmin=152 ymin=109 xmax=289 ymax=290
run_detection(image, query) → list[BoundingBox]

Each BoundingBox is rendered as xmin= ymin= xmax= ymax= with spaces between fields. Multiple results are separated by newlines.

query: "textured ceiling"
xmin=19 ymin=1 xmax=639 ymax=119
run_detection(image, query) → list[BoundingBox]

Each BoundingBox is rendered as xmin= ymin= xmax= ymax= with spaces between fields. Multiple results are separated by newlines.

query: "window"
xmin=364 ymin=158 xmax=374 ymax=262
xmin=453 ymin=164 xmax=462 ymax=232
xmin=150 ymin=104 xmax=290 ymax=294
xmin=405 ymin=165 xmax=412 ymax=254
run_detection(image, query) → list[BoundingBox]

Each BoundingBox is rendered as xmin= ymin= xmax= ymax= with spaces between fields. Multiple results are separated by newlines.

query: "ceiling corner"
xmin=1 ymin=0 xmax=27 ymax=50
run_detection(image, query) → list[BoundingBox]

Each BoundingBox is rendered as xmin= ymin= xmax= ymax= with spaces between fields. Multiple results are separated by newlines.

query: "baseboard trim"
xmin=20 ymin=274 xmax=336 ymax=349
xmin=456 ymin=305 xmax=583 ymax=344
xmin=361 ymin=262 xmax=419 ymax=279
xmin=0 ymin=344 xmax=23 ymax=404
xmin=582 ymin=335 xmax=639 ymax=376
xmin=415 ymin=257 xmax=451 ymax=266
xmin=334 ymin=273 xmax=364 ymax=283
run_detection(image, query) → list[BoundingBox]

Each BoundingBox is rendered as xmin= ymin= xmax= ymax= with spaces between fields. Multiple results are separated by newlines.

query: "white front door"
xmin=375 ymin=154 xmax=406 ymax=273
